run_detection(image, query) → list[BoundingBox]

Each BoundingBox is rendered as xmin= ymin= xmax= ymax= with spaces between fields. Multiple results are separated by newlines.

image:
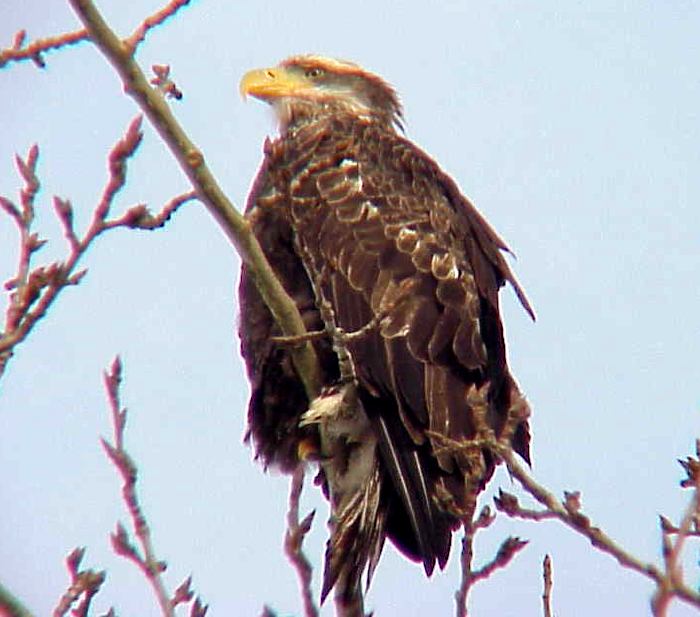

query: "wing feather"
xmin=243 ymin=113 xmax=532 ymax=595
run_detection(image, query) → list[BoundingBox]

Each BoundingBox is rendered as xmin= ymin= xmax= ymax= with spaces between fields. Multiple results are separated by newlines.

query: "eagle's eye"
xmin=305 ymin=67 xmax=324 ymax=79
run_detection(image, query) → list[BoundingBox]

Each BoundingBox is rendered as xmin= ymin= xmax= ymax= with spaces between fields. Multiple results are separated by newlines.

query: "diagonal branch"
xmin=490 ymin=438 xmax=700 ymax=613
xmin=68 ymin=0 xmax=322 ymax=403
xmin=0 ymin=581 xmax=35 ymax=617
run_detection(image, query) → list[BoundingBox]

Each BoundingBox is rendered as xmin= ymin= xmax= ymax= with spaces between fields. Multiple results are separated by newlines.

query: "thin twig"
xmin=0 ymin=121 xmax=191 ymax=379
xmin=102 ymin=190 xmax=196 ymax=230
xmin=0 ymin=28 xmax=88 ymax=68
xmin=124 ymin=0 xmax=193 ymax=53
xmin=651 ymin=442 xmax=700 ymax=616
xmin=455 ymin=506 xmax=495 ymax=617
xmin=471 ymin=537 xmax=528 ymax=587
xmin=0 ymin=581 xmax=34 ymax=617
xmin=101 ymin=357 xmax=208 ymax=617
xmin=494 ymin=489 xmax=557 ymax=522
xmin=0 ymin=0 xmax=191 ymax=69
xmin=542 ymin=554 xmax=553 ymax=617
xmin=490 ymin=441 xmax=700 ymax=613
xmin=101 ymin=357 xmax=173 ymax=617
xmin=52 ymin=548 xmax=107 ymax=617
xmin=283 ymin=466 xmax=319 ymax=617
xmin=270 ymin=306 xmax=391 ymax=348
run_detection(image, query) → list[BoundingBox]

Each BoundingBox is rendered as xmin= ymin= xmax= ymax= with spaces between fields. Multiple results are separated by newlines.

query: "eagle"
xmin=238 ymin=55 xmax=533 ymax=606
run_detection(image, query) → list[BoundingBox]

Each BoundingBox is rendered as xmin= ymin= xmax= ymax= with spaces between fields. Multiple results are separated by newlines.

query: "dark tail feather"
xmin=372 ymin=412 xmax=451 ymax=573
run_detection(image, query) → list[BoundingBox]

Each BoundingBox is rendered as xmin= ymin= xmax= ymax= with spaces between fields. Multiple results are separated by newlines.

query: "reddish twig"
xmin=651 ymin=441 xmax=700 ymax=616
xmin=494 ymin=489 xmax=557 ymax=522
xmin=659 ymin=515 xmax=700 ymax=538
xmin=150 ymin=64 xmax=183 ymax=100
xmin=455 ymin=505 xmax=498 ymax=617
xmin=432 ymin=399 xmax=700 ymax=613
xmin=0 ymin=120 xmax=193 ymax=379
xmin=455 ymin=514 xmax=527 ymax=617
xmin=542 ymin=554 xmax=553 ymax=617
xmin=52 ymin=547 xmax=107 ymax=617
xmin=102 ymin=190 xmax=196 ymax=231
xmin=282 ymin=466 xmax=319 ymax=617
xmin=124 ymin=0 xmax=193 ymax=53
xmin=0 ymin=28 xmax=88 ymax=69
xmin=488 ymin=440 xmax=700 ymax=613
xmin=0 ymin=0 xmax=192 ymax=69
xmin=101 ymin=357 xmax=207 ymax=617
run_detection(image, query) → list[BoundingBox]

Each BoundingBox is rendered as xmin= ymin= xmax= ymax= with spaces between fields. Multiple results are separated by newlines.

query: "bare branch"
xmin=0 ymin=581 xmax=34 ymax=617
xmin=283 ymin=466 xmax=319 ymax=617
xmin=52 ymin=547 xmax=107 ymax=617
xmin=150 ymin=64 xmax=184 ymax=100
xmin=102 ymin=190 xmax=196 ymax=231
xmin=542 ymin=555 xmax=553 ymax=617
xmin=0 ymin=29 xmax=88 ymax=69
xmin=124 ymin=0 xmax=194 ymax=53
xmin=487 ymin=437 xmax=700 ymax=613
xmin=0 ymin=0 xmax=192 ymax=69
xmin=101 ymin=356 xmax=207 ymax=616
xmin=651 ymin=441 xmax=700 ymax=615
xmin=68 ymin=0 xmax=322 ymax=404
xmin=455 ymin=506 xmax=496 ymax=617
xmin=494 ymin=489 xmax=557 ymax=522
xmin=455 ymin=514 xmax=527 ymax=617
xmin=0 ymin=119 xmax=189 ymax=379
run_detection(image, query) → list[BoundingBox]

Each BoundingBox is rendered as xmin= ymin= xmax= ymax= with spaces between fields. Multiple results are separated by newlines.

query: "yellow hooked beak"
xmin=239 ymin=66 xmax=313 ymax=101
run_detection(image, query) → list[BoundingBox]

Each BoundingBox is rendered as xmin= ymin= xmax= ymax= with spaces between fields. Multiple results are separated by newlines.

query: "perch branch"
xmin=68 ymin=0 xmax=322 ymax=403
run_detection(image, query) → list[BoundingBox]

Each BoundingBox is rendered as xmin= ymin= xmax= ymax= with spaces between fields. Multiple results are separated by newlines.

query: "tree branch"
xmin=0 ymin=123 xmax=193 ymax=379
xmin=101 ymin=356 xmax=208 ymax=617
xmin=283 ymin=467 xmax=319 ymax=617
xmin=52 ymin=548 xmax=107 ymax=617
xmin=0 ymin=0 xmax=191 ymax=68
xmin=542 ymin=555 xmax=553 ymax=617
xmin=651 ymin=442 xmax=700 ymax=616
xmin=0 ymin=581 xmax=34 ymax=617
xmin=0 ymin=28 xmax=88 ymax=69
xmin=490 ymin=435 xmax=700 ymax=613
xmin=67 ymin=0 xmax=322 ymax=403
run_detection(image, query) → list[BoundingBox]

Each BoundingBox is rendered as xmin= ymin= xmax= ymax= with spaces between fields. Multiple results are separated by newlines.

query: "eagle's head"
xmin=240 ymin=55 xmax=403 ymax=132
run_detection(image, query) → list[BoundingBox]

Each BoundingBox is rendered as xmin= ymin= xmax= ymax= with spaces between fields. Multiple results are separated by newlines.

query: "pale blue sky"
xmin=1 ymin=2 xmax=699 ymax=615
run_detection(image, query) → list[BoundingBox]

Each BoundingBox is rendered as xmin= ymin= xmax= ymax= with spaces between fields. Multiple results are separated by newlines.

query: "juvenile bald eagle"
xmin=238 ymin=55 xmax=533 ymax=603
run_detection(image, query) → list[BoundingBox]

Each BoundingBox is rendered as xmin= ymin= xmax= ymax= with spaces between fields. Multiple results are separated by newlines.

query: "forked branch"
xmin=102 ymin=357 xmax=208 ymax=617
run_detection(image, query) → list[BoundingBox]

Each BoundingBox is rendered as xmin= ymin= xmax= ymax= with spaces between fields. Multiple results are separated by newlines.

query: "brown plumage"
xmin=238 ymin=55 xmax=533 ymax=603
